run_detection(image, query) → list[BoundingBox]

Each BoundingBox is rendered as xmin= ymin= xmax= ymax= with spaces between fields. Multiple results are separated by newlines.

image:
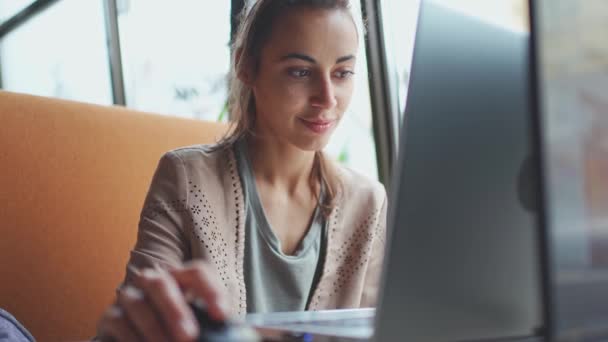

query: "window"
xmin=116 ymin=0 xmax=231 ymax=121
xmin=0 ymin=0 xmax=36 ymax=23
xmin=0 ymin=0 xmax=113 ymax=105
xmin=382 ymin=0 xmax=420 ymax=118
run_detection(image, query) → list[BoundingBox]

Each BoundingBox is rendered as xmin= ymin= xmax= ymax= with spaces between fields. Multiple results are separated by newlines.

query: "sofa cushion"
xmin=0 ymin=91 xmax=228 ymax=341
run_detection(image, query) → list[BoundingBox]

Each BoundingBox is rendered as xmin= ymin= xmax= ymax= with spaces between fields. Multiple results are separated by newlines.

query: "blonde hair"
xmin=214 ymin=0 xmax=355 ymax=217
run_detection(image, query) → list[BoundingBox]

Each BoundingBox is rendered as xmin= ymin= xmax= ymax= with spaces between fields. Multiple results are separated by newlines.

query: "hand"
xmin=96 ymin=260 xmax=230 ymax=342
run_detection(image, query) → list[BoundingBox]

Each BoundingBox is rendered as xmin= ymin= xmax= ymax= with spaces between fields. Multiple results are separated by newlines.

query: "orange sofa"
xmin=0 ymin=91 xmax=228 ymax=341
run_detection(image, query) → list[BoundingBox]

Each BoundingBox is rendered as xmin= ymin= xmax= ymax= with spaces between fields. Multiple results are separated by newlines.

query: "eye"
xmin=334 ymin=70 xmax=355 ymax=79
xmin=288 ymin=68 xmax=311 ymax=78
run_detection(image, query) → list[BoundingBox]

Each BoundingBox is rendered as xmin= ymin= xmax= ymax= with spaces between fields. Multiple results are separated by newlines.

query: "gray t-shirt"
xmin=234 ymin=140 xmax=326 ymax=313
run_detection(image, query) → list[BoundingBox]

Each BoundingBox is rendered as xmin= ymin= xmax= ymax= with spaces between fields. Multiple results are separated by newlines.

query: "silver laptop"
xmin=248 ymin=1 xmax=545 ymax=341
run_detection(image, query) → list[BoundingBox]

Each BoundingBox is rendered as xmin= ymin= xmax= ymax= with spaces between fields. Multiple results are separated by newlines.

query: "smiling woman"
xmin=95 ymin=1 xmax=387 ymax=341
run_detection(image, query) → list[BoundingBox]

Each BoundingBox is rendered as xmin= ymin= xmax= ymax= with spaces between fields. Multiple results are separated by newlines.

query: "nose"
xmin=311 ymin=75 xmax=337 ymax=110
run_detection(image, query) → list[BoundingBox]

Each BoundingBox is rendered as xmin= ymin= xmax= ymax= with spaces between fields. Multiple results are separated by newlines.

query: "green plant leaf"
xmin=217 ymin=100 xmax=229 ymax=122
xmin=338 ymin=144 xmax=349 ymax=164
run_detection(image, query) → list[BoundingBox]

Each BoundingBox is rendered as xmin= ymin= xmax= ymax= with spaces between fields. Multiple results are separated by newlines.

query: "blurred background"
xmin=0 ymin=0 xmax=527 ymax=181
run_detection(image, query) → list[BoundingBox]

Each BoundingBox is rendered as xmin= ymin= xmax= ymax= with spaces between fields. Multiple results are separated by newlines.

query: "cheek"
xmin=284 ymin=83 xmax=302 ymax=102
xmin=257 ymin=76 xmax=305 ymax=111
xmin=253 ymin=82 xmax=306 ymax=130
xmin=271 ymin=81 xmax=310 ymax=114
xmin=336 ymin=82 xmax=355 ymax=113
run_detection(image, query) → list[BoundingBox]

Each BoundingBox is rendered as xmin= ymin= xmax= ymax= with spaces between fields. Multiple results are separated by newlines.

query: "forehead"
xmin=262 ymin=7 xmax=359 ymax=62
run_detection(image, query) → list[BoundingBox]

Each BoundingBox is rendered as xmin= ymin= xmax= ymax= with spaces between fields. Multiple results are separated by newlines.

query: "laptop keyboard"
xmin=283 ymin=316 xmax=373 ymax=328
xmin=246 ymin=308 xmax=375 ymax=339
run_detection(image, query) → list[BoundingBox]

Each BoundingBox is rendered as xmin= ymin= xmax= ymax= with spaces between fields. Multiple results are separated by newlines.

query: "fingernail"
xmin=181 ymin=319 xmax=198 ymax=338
xmin=141 ymin=268 xmax=156 ymax=278
xmin=123 ymin=286 xmax=143 ymax=301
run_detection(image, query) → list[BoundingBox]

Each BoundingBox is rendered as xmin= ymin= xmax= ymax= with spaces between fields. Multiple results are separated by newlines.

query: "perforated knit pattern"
xmin=373 ymin=210 xmax=386 ymax=247
xmin=308 ymin=172 xmax=385 ymax=310
xmin=142 ymin=199 xmax=188 ymax=218
xmin=309 ymin=203 xmax=339 ymax=309
xmin=333 ymin=209 xmax=381 ymax=294
xmin=227 ymin=149 xmax=248 ymax=315
xmin=183 ymin=150 xmax=247 ymax=314
xmin=189 ymin=182 xmax=230 ymax=288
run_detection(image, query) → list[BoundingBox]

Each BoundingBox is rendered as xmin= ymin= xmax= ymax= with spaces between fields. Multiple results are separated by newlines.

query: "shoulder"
xmin=151 ymin=143 xmax=236 ymax=188
xmin=335 ymin=163 xmax=386 ymax=199
xmin=333 ymin=163 xmax=386 ymax=209
xmin=162 ymin=143 xmax=233 ymax=165
xmin=155 ymin=143 xmax=236 ymax=175
xmin=148 ymin=143 xmax=239 ymax=207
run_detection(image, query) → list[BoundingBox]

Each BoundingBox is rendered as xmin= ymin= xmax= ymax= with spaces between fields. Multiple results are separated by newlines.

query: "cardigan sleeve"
xmin=122 ymin=151 xmax=192 ymax=286
xmin=360 ymin=189 xmax=388 ymax=308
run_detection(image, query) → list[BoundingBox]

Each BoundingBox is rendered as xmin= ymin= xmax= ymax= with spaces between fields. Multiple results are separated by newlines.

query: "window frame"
xmin=103 ymin=0 xmax=125 ymax=105
xmin=361 ymin=0 xmax=401 ymax=188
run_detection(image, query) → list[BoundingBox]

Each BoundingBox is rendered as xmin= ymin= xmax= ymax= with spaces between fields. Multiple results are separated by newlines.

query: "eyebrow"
xmin=280 ymin=53 xmax=355 ymax=64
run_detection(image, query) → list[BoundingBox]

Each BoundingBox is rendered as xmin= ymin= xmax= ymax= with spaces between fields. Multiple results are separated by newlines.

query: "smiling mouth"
xmin=299 ymin=118 xmax=336 ymax=134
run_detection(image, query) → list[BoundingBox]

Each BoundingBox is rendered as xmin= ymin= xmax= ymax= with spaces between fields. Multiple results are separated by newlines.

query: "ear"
xmin=235 ymin=48 xmax=253 ymax=86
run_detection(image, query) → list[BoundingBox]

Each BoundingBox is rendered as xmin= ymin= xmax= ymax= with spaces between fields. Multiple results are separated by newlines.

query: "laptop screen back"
xmin=374 ymin=1 xmax=545 ymax=341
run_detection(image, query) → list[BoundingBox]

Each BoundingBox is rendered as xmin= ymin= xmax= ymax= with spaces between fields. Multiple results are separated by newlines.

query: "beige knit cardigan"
xmin=123 ymin=144 xmax=387 ymax=316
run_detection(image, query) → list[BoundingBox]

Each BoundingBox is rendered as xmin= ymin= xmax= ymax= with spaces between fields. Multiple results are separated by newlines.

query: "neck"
xmin=246 ymin=134 xmax=317 ymax=195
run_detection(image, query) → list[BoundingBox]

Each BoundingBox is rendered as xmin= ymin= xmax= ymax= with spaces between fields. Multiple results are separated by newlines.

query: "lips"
xmin=299 ymin=117 xmax=336 ymax=134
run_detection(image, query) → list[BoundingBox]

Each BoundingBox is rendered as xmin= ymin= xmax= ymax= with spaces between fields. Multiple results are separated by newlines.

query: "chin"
xmin=293 ymin=135 xmax=331 ymax=152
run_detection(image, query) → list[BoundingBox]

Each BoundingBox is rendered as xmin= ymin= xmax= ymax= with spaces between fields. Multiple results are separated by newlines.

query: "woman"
xmin=97 ymin=0 xmax=387 ymax=340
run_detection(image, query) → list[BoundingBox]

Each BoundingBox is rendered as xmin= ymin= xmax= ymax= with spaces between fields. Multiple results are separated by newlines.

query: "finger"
xmin=134 ymin=268 xmax=199 ymax=342
xmin=170 ymin=261 xmax=230 ymax=321
xmin=97 ymin=305 xmax=140 ymax=342
xmin=117 ymin=285 xmax=171 ymax=342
